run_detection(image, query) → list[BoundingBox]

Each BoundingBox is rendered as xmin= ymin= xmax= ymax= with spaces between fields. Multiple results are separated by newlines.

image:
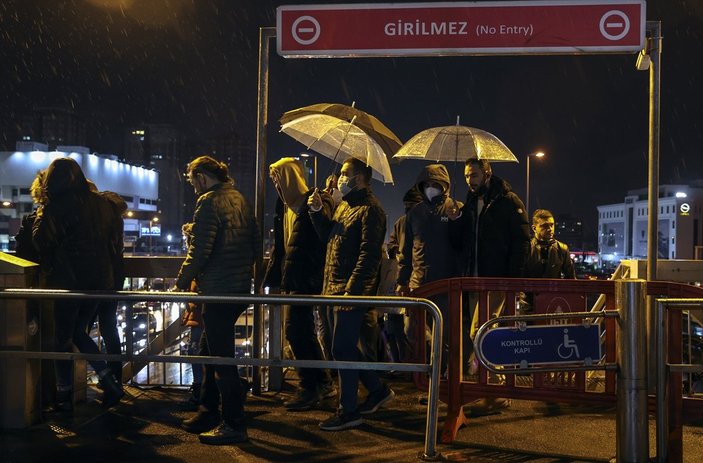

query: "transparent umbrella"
xmin=392 ymin=117 xmax=518 ymax=164
xmin=280 ymin=102 xmax=401 ymax=184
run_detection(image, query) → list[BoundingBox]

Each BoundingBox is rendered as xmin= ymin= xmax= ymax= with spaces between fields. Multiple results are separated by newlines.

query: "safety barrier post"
xmin=615 ymin=279 xmax=649 ymax=462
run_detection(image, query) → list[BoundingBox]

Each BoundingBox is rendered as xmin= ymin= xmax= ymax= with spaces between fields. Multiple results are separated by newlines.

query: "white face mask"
xmin=424 ymin=186 xmax=442 ymax=201
xmin=337 ymin=175 xmax=355 ymax=196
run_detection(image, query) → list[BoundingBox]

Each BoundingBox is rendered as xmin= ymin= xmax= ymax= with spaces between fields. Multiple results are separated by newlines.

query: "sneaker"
xmin=318 ymin=382 xmax=337 ymax=400
xmin=465 ymin=397 xmax=511 ymax=417
xmin=358 ymin=386 xmax=395 ymax=415
xmin=198 ymin=422 xmax=248 ymax=445
xmin=182 ymin=410 xmax=221 ymax=434
xmin=284 ymin=389 xmax=319 ymax=411
xmin=318 ymin=410 xmax=362 ymax=431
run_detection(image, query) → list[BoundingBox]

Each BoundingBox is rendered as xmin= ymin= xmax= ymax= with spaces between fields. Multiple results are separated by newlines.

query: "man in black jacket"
xmin=448 ymin=158 xmax=530 ymax=414
xmin=264 ymin=157 xmax=336 ymax=411
xmin=177 ymin=156 xmax=259 ymax=445
xmin=308 ymin=157 xmax=393 ymax=431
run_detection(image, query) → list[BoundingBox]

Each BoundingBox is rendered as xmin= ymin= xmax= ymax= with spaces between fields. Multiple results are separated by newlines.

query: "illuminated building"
xmin=597 ymin=184 xmax=703 ymax=260
xmin=0 ymin=143 xmax=158 ymax=252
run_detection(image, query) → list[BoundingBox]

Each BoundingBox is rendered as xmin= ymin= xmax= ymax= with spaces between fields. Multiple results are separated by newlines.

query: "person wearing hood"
xmin=32 ymin=157 xmax=125 ymax=412
xmin=395 ymin=164 xmax=463 ymax=369
xmin=396 ymin=164 xmax=463 ymax=295
xmin=448 ymin=157 xmax=530 ymax=415
xmin=263 ymin=157 xmax=336 ymax=411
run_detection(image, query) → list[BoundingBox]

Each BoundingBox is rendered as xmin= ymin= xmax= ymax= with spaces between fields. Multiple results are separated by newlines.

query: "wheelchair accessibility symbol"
xmin=557 ymin=328 xmax=580 ymax=359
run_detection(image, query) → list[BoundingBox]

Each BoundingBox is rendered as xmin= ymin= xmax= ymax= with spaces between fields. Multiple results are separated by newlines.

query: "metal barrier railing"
xmin=0 ymin=288 xmax=444 ymax=461
xmin=655 ymin=298 xmax=703 ymax=463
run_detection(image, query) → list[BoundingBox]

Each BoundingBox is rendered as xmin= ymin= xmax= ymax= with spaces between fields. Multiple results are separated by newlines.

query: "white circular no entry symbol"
xmin=680 ymin=203 xmax=690 ymax=214
xmin=292 ymin=16 xmax=321 ymax=45
xmin=599 ymin=10 xmax=630 ymax=41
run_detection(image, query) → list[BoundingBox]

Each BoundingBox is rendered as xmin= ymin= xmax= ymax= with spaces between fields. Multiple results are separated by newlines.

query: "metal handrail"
xmin=0 ymin=288 xmax=444 ymax=461
xmin=655 ymin=298 xmax=703 ymax=463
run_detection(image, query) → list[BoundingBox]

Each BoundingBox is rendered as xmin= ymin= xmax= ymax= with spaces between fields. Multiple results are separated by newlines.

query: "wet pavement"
xmin=2 ymin=378 xmax=703 ymax=463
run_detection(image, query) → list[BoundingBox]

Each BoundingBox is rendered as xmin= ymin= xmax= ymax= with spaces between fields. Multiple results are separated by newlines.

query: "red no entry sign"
xmin=276 ymin=1 xmax=646 ymax=57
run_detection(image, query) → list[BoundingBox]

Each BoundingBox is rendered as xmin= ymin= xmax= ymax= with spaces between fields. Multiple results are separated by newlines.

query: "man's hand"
xmin=307 ymin=188 xmax=322 ymax=212
xmin=395 ymin=284 xmax=411 ymax=297
xmin=447 ymin=198 xmax=461 ymax=221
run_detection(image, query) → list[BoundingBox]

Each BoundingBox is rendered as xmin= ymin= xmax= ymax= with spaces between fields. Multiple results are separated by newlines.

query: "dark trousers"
xmin=54 ymin=299 xmax=106 ymax=389
xmin=188 ymin=325 xmax=204 ymax=385
xmin=285 ymin=301 xmax=330 ymax=392
xmin=333 ymin=308 xmax=383 ymax=413
xmin=95 ymin=301 xmax=122 ymax=382
xmin=199 ymin=302 xmax=247 ymax=427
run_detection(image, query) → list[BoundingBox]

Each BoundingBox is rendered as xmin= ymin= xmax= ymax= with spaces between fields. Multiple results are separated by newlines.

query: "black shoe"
xmin=318 ymin=410 xmax=362 ymax=431
xmin=54 ymin=389 xmax=73 ymax=413
xmin=181 ymin=384 xmax=201 ymax=411
xmin=318 ymin=382 xmax=337 ymax=400
xmin=358 ymin=385 xmax=395 ymax=415
xmin=182 ymin=410 xmax=221 ymax=434
xmin=284 ymin=389 xmax=319 ymax=411
xmin=198 ymin=422 xmax=248 ymax=445
xmin=100 ymin=374 xmax=125 ymax=408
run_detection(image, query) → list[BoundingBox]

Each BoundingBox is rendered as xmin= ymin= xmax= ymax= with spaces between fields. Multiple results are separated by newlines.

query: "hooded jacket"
xmin=449 ymin=174 xmax=530 ymax=277
xmin=263 ymin=158 xmax=333 ymax=293
xmin=310 ymin=187 xmax=386 ymax=297
xmin=397 ymin=164 xmax=463 ymax=288
xmin=176 ymin=181 xmax=260 ymax=294
xmin=33 ymin=157 xmax=116 ymax=290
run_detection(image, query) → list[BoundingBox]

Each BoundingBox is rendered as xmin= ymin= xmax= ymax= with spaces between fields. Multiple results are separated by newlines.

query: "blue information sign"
xmin=478 ymin=323 xmax=601 ymax=367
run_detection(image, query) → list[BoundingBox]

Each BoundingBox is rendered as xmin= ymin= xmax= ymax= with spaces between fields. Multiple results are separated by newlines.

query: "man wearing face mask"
xmin=395 ymin=164 xmax=463 ymax=365
xmin=307 ymin=157 xmax=392 ymax=431
xmin=263 ymin=158 xmax=337 ymax=411
xmin=448 ymin=157 xmax=530 ymax=415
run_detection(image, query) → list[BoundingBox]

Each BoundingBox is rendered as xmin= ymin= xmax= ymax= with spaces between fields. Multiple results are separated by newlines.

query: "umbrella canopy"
xmin=279 ymin=103 xmax=402 ymax=184
xmin=392 ymin=124 xmax=518 ymax=164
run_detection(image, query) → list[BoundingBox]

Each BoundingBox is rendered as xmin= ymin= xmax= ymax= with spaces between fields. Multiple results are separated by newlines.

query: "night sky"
xmin=1 ymin=0 xmax=702 ymax=245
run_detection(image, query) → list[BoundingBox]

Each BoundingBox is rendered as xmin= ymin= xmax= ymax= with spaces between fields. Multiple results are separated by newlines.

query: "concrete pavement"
xmin=2 ymin=378 xmax=702 ymax=462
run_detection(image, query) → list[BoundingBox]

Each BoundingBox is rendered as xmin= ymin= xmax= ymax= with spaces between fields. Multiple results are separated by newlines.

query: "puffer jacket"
xmin=33 ymin=159 xmax=116 ymax=290
xmin=311 ymin=187 xmax=386 ymax=296
xmin=176 ymin=182 xmax=260 ymax=294
xmin=263 ymin=190 xmax=334 ymax=293
xmin=449 ymin=175 xmax=530 ymax=277
xmin=398 ymin=164 xmax=463 ymax=288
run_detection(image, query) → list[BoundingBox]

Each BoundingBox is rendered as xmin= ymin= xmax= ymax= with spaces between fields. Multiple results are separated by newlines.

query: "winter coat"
xmin=33 ymin=159 xmax=116 ymax=290
xmin=524 ymin=238 xmax=576 ymax=279
xmin=449 ymin=175 xmax=530 ymax=277
xmin=398 ymin=164 xmax=463 ymax=288
xmin=263 ymin=190 xmax=334 ymax=293
xmin=15 ymin=211 xmax=40 ymax=263
xmin=176 ymin=182 xmax=260 ymax=294
xmin=310 ymin=187 xmax=386 ymax=296
xmin=100 ymin=190 xmax=127 ymax=289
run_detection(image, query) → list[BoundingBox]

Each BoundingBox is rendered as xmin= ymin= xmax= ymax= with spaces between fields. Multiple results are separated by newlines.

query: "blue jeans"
xmin=332 ymin=308 xmax=384 ymax=414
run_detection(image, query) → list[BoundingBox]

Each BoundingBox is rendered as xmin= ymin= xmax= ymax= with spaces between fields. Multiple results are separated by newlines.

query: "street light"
xmin=525 ymin=151 xmax=545 ymax=217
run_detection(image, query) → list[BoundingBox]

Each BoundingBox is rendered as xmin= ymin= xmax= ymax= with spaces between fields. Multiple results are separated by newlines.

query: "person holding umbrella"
xmin=448 ymin=157 xmax=530 ymax=415
xmin=308 ymin=157 xmax=394 ymax=431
